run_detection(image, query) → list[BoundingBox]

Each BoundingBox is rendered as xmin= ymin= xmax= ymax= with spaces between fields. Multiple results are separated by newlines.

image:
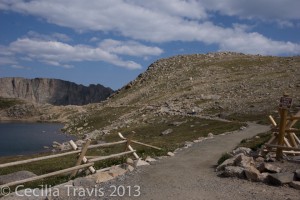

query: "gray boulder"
xmin=267 ymin=172 xmax=295 ymax=186
xmin=258 ymin=163 xmax=281 ymax=173
xmin=221 ymin=166 xmax=245 ymax=178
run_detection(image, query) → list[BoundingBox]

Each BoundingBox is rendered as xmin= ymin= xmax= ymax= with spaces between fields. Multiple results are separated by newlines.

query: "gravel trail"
xmin=100 ymin=123 xmax=299 ymax=200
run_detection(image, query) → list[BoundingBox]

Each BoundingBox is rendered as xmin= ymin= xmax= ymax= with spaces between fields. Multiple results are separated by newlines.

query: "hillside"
xmin=65 ymin=52 xmax=300 ymax=137
xmin=0 ymin=77 xmax=113 ymax=105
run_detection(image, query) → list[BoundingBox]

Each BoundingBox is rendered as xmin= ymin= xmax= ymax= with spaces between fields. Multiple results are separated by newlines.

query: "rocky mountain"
xmin=110 ymin=52 xmax=300 ymax=115
xmin=0 ymin=77 xmax=113 ymax=105
xmin=65 ymin=52 xmax=300 ymax=135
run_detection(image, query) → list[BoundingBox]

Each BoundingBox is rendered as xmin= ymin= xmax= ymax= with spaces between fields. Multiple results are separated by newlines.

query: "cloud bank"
xmin=1 ymin=0 xmax=300 ymax=69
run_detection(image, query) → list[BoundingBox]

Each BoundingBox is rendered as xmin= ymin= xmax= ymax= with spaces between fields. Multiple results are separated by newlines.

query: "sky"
xmin=0 ymin=0 xmax=300 ymax=90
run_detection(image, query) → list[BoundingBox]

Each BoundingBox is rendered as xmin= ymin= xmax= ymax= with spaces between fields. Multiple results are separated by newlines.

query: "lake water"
xmin=0 ymin=122 xmax=76 ymax=157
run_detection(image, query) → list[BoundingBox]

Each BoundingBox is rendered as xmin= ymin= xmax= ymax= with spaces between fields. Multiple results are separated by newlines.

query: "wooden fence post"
xmin=118 ymin=132 xmax=140 ymax=159
xmin=276 ymin=107 xmax=288 ymax=160
xmin=69 ymin=140 xmax=95 ymax=178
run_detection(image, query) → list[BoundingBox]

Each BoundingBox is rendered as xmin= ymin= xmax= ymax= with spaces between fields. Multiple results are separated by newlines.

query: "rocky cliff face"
xmin=0 ymin=77 xmax=114 ymax=105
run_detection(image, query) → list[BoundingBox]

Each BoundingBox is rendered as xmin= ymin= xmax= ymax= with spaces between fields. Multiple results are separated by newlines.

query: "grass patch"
xmin=217 ymin=152 xmax=232 ymax=165
xmin=237 ymin=131 xmax=272 ymax=151
xmin=106 ymin=115 xmax=244 ymax=153
xmin=0 ymin=97 xmax=24 ymax=109
xmin=226 ymin=113 xmax=270 ymax=124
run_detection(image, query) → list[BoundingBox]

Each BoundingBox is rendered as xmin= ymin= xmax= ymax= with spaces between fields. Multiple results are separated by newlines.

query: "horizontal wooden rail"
xmin=265 ymin=144 xmax=300 ymax=151
xmin=89 ymin=150 xmax=136 ymax=162
xmin=0 ymin=140 xmax=127 ymax=169
xmin=0 ymin=162 xmax=94 ymax=188
xmin=118 ymin=132 xmax=162 ymax=150
xmin=0 ymin=149 xmax=81 ymax=169
xmin=130 ymin=140 xmax=162 ymax=150
xmin=88 ymin=140 xmax=127 ymax=149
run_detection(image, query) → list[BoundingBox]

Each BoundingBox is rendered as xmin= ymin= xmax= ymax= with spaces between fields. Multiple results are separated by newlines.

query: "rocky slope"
xmin=65 ymin=52 xmax=300 ymax=136
xmin=0 ymin=77 xmax=113 ymax=105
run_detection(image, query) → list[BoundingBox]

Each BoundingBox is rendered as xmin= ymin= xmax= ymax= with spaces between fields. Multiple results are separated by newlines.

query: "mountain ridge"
xmin=0 ymin=77 xmax=114 ymax=105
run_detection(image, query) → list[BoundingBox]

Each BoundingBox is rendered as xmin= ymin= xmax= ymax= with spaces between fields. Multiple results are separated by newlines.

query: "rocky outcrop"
xmin=0 ymin=77 xmax=113 ymax=105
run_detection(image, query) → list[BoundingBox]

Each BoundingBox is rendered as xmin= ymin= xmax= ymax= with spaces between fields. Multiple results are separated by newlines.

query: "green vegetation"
xmin=106 ymin=115 xmax=244 ymax=153
xmin=0 ymin=97 xmax=23 ymax=109
xmin=237 ymin=131 xmax=272 ymax=151
xmin=217 ymin=152 xmax=232 ymax=165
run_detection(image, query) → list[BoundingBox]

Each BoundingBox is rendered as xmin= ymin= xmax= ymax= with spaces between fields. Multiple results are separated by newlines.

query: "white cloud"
xmin=1 ymin=0 xmax=300 ymax=56
xmin=27 ymin=31 xmax=72 ymax=42
xmin=4 ymin=35 xmax=163 ymax=69
xmin=200 ymin=0 xmax=300 ymax=21
xmin=99 ymin=39 xmax=163 ymax=56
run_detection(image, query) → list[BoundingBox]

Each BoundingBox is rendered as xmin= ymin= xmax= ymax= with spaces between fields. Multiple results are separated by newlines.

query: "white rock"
xmin=135 ymin=159 xmax=150 ymax=167
xmin=167 ymin=152 xmax=175 ymax=157
xmin=145 ymin=156 xmax=156 ymax=162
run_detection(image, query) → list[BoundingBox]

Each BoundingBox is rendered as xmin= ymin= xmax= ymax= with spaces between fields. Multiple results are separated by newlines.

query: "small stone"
xmin=127 ymin=165 xmax=135 ymax=172
xmin=167 ymin=152 xmax=175 ymax=157
xmin=126 ymin=158 xmax=134 ymax=166
xmin=135 ymin=159 xmax=150 ymax=167
xmin=161 ymin=129 xmax=173 ymax=135
xmin=145 ymin=156 xmax=156 ymax=162
xmin=207 ymin=133 xmax=214 ymax=138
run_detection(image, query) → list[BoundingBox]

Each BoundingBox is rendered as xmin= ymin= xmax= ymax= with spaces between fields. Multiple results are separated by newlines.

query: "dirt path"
xmin=100 ymin=123 xmax=299 ymax=200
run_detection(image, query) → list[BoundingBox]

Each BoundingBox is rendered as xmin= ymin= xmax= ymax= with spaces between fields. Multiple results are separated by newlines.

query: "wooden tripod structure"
xmin=265 ymin=107 xmax=300 ymax=160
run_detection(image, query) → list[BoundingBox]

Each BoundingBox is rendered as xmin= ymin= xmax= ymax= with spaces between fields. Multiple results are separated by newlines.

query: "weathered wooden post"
xmin=276 ymin=93 xmax=292 ymax=160
xmin=69 ymin=139 xmax=96 ymax=178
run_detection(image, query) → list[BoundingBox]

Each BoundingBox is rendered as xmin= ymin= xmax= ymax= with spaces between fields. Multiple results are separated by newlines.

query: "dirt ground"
xmin=97 ymin=123 xmax=300 ymax=200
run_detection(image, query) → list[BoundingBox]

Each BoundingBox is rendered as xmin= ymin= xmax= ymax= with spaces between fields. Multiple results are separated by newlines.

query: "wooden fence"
xmin=0 ymin=132 xmax=161 ymax=189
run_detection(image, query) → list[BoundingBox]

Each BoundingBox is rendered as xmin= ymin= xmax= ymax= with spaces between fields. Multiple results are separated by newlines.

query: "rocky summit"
xmin=0 ymin=77 xmax=113 ymax=105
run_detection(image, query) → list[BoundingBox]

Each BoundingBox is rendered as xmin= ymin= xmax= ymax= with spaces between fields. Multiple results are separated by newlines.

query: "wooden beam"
xmin=118 ymin=133 xmax=139 ymax=159
xmin=88 ymin=140 xmax=127 ymax=149
xmin=69 ymin=140 xmax=96 ymax=174
xmin=292 ymin=132 xmax=300 ymax=145
xmin=130 ymin=140 xmax=162 ymax=150
xmin=276 ymin=108 xmax=288 ymax=160
xmin=265 ymin=144 xmax=300 ymax=151
xmin=268 ymin=115 xmax=277 ymax=127
xmin=89 ymin=150 xmax=136 ymax=162
xmin=0 ymin=149 xmax=81 ymax=169
xmin=70 ymin=139 xmax=91 ymax=178
xmin=0 ymin=162 xmax=94 ymax=188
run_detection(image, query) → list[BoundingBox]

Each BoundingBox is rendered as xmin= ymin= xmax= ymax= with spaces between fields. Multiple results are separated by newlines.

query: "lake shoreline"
xmin=0 ymin=122 xmax=76 ymax=158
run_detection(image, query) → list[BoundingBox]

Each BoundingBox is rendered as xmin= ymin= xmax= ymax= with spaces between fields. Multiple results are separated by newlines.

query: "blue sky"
xmin=0 ymin=0 xmax=300 ymax=90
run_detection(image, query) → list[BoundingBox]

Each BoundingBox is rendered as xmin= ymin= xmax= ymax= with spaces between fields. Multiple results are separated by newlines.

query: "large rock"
xmin=244 ymin=166 xmax=261 ymax=182
xmin=0 ymin=77 xmax=113 ymax=105
xmin=216 ymin=153 xmax=242 ymax=172
xmin=234 ymin=154 xmax=255 ymax=169
xmin=258 ymin=163 xmax=281 ymax=173
xmin=0 ymin=171 xmax=37 ymax=184
xmin=267 ymin=172 xmax=295 ymax=186
xmin=232 ymin=147 xmax=252 ymax=156
xmin=221 ymin=166 xmax=245 ymax=178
